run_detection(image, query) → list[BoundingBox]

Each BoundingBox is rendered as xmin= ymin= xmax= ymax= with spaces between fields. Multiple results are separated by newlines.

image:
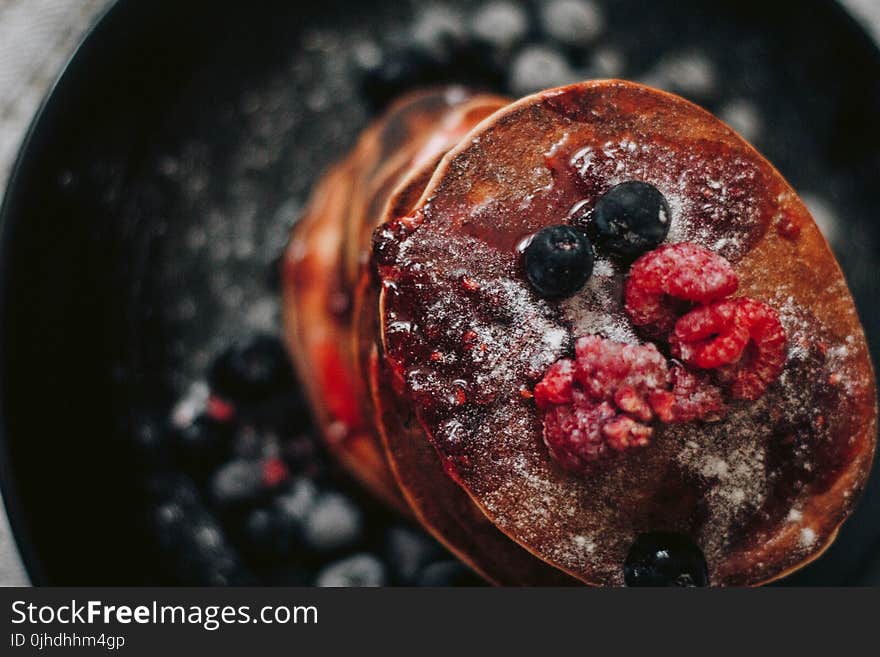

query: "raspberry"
xmin=624 ymin=243 xmax=739 ymax=335
xmin=206 ymin=395 xmax=236 ymax=423
xmin=646 ymin=390 xmax=675 ymax=422
xmin=603 ymin=415 xmax=653 ymax=451
xmin=536 ymin=336 xmax=669 ymax=472
xmin=262 ymin=457 xmax=290 ymax=488
xmin=670 ymin=300 xmax=750 ymax=368
xmin=672 ymin=298 xmax=786 ymax=400
xmin=614 ymin=385 xmax=654 ymax=422
xmin=666 ymin=365 xmax=725 ymax=422
xmin=776 ymin=211 xmax=802 ymax=240
xmin=645 ymin=366 xmax=724 ymax=423
xmin=533 ymin=359 xmax=576 ymax=409
xmin=718 ymin=300 xmax=787 ymax=400
xmin=542 ymin=398 xmax=616 ymax=472
xmin=574 ymin=335 xmax=670 ymax=404
xmin=535 ymin=335 xmax=731 ymax=473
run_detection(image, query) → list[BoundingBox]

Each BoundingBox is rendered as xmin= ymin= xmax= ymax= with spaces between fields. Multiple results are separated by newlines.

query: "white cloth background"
xmin=0 ymin=0 xmax=877 ymax=586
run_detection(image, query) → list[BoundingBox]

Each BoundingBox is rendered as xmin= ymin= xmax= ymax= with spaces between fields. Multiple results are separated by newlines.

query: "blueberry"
xmin=624 ymin=532 xmax=709 ymax=587
xmin=274 ymin=477 xmax=319 ymax=530
xmin=131 ymin=414 xmax=169 ymax=463
xmin=647 ymin=52 xmax=717 ymax=100
xmin=242 ymin=508 xmax=288 ymax=559
xmin=208 ymin=335 xmax=294 ymax=403
xmin=244 ymin=507 xmax=276 ymax=543
xmin=472 ymin=2 xmax=530 ymax=51
xmin=509 ymin=45 xmax=577 ymax=96
xmin=149 ymin=473 xmax=200 ymax=507
xmin=383 ymin=526 xmax=444 ymax=584
xmin=416 ymin=561 xmax=483 ymax=587
xmin=154 ymin=502 xmax=188 ymax=551
xmin=301 ymin=491 xmax=364 ymax=553
xmin=177 ymin=415 xmax=233 ymax=460
xmin=540 ymin=0 xmax=604 ymax=47
xmin=523 ymin=225 xmax=594 ymax=298
xmin=186 ymin=519 xmax=254 ymax=586
xmin=150 ymin=474 xmax=254 ymax=585
xmin=210 ymin=458 xmax=266 ymax=507
xmin=411 ymin=6 xmax=468 ymax=62
xmin=361 ymin=44 xmax=440 ymax=108
xmin=314 ymin=554 xmax=387 ymax=587
xmin=363 ymin=34 xmax=503 ymax=110
xmin=591 ymin=181 xmax=671 ymax=256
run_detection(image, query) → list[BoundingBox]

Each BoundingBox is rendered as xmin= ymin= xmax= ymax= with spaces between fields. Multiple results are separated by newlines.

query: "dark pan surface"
xmin=1 ymin=0 xmax=878 ymax=585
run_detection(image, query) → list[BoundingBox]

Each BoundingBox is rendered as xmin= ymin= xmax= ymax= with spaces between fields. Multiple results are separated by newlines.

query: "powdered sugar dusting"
xmin=560 ymin=257 xmax=638 ymax=343
xmin=799 ymin=527 xmax=817 ymax=547
xmin=675 ymin=410 xmax=769 ymax=556
xmin=385 ymin=231 xmax=572 ymax=417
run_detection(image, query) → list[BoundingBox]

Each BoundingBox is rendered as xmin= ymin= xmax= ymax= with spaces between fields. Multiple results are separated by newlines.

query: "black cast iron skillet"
xmin=1 ymin=0 xmax=879 ymax=585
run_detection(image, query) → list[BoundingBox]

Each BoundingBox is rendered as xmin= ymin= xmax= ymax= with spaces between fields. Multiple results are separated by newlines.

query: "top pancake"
xmin=375 ymin=80 xmax=878 ymax=585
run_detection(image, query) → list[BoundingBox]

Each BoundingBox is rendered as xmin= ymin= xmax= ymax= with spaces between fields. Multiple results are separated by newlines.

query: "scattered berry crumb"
xmin=776 ymin=212 xmax=802 ymax=239
xmin=461 ymin=276 xmax=480 ymax=292
xmin=262 ymin=457 xmax=290 ymax=488
xmin=207 ymin=395 xmax=236 ymax=423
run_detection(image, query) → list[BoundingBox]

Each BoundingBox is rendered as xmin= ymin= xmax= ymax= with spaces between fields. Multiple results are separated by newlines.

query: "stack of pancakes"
xmin=283 ymin=81 xmax=877 ymax=585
